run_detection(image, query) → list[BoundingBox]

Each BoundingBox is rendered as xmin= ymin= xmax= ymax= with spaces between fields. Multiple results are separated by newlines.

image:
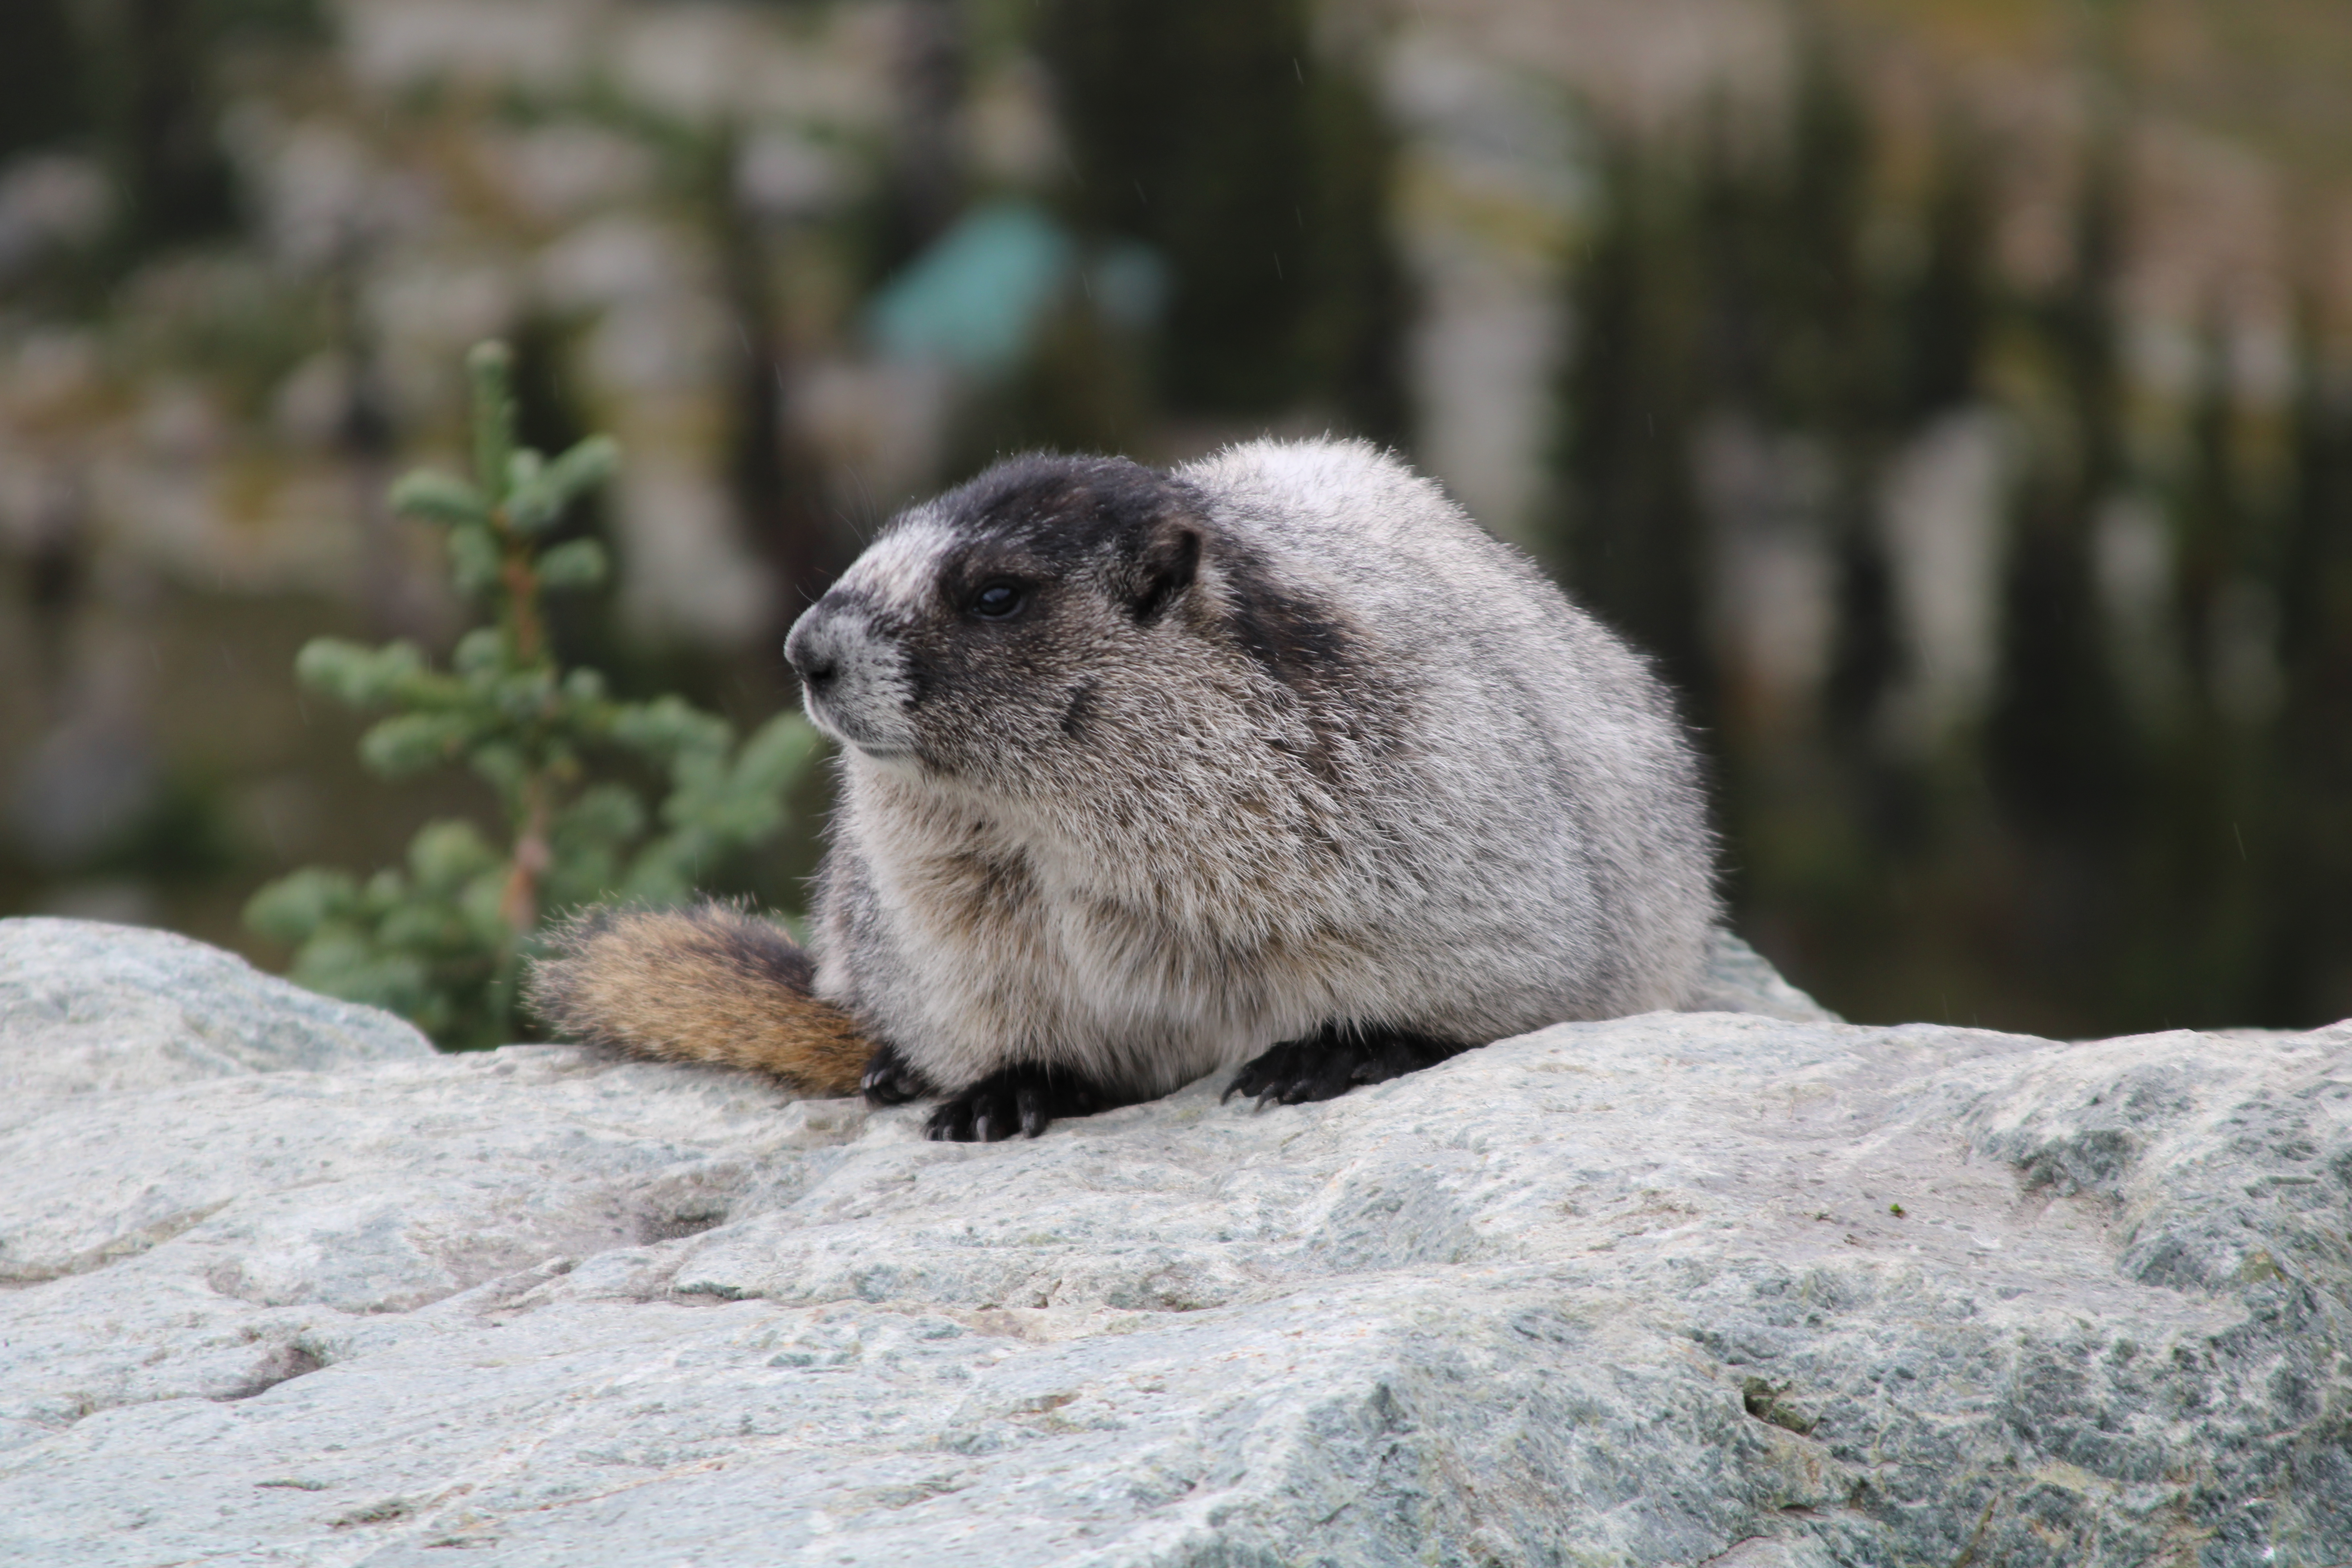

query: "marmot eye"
xmin=968 ymin=581 xmax=1026 ymax=620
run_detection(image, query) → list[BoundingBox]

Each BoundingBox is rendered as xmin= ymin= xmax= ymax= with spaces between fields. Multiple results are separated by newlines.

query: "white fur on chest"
xmin=848 ymin=778 xmax=1354 ymax=1096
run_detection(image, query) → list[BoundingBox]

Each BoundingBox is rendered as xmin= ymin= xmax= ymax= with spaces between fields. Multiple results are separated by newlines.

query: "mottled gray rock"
xmin=0 ymin=918 xmax=434 ymax=1100
xmin=0 ymin=920 xmax=2345 ymax=1568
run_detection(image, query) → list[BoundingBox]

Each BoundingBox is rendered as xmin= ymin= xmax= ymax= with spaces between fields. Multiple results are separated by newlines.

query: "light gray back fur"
xmin=793 ymin=437 xmax=1717 ymax=1098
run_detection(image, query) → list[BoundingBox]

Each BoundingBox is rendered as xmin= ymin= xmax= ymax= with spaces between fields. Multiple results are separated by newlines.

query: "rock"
xmin=0 ymin=918 xmax=434 ymax=1100
xmin=0 ymin=918 xmax=2345 ymax=1567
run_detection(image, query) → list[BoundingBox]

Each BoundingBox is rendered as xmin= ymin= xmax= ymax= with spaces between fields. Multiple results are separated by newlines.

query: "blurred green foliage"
xmin=245 ymin=342 xmax=821 ymax=1049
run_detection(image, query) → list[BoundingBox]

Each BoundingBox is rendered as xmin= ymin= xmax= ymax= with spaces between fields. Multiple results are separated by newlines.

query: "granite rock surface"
xmin=0 ymin=916 xmax=434 ymax=1097
xmin=0 ymin=916 xmax=2346 ymax=1567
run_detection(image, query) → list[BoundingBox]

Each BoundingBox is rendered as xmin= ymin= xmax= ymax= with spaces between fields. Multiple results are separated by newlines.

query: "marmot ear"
xmin=1125 ymin=522 xmax=1200 ymax=625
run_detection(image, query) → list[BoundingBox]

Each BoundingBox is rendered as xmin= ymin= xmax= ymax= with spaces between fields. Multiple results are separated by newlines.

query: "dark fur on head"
xmin=784 ymin=453 xmax=1401 ymax=805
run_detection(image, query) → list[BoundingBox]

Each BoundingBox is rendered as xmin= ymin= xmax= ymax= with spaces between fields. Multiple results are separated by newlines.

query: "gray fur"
xmin=784 ymin=438 xmax=1718 ymax=1102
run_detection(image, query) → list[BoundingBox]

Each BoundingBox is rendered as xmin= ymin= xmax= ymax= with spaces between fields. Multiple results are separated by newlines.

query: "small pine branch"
xmin=247 ymin=339 xmax=819 ymax=1049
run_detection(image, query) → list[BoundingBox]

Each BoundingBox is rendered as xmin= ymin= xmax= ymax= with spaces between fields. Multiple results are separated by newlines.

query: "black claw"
xmin=1225 ymin=1024 xmax=1467 ymax=1112
xmin=1223 ymin=1038 xmax=1304 ymax=1104
xmin=862 ymin=1042 xmax=933 ymax=1107
xmin=924 ymin=1062 xmax=1110 ymax=1143
xmin=1018 ymin=1087 xmax=1049 ymax=1138
xmin=1310 ymin=1048 xmax=1360 ymax=1101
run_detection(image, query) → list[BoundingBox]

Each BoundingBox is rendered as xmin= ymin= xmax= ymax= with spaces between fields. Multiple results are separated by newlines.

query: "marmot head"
xmin=784 ymin=454 xmax=1228 ymax=794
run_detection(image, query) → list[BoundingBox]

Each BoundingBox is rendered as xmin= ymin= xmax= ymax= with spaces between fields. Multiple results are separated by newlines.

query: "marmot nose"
xmin=784 ymin=603 xmax=844 ymax=690
xmin=793 ymin=647 xmax=839 ymax=690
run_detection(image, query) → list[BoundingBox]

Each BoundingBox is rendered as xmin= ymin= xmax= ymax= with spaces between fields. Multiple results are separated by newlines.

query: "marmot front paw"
xmin=1223 ymin=1025 xmax=1465 ymax=1107
xmin=925 ymin=1064 xmax=1105 ymax=1142
xmin=860 ymin=1043 xmax=934 ymax=1106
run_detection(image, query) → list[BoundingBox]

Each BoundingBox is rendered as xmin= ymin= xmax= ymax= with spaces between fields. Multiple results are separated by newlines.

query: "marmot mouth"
xmin=806 ymin=699 xmax=918 ymax=763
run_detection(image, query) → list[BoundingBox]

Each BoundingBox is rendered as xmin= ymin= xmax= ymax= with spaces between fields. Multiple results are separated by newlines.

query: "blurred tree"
xmin=504 ymin=311 xmax=759 ymax=729
xmin=1773 ymin=44 xmax=1875 ymax=433
xmin=1689 ymin=113 xmax=1766 ymax=412
xmin=327 ymin=240 xmax=434 ymax=644
xmin=575 ymin=105 xmax=842 ymax=682
xmin=1536 ymin=54 xmax=2347 ymax=1034
xmin=205 ymin=0 xmax=326 ymax=44
xmin=1038 ymin=0 xmax=1312 ymax=412
xmin=2266 ymin=310 xmax=2352 ymax=1024
xmin=2173 ymin=311 xmax=2243 ymax=713
xmin=1861 ymin=117 xmax=1996 ymax=892
xmin=1551 ymin=142 xmax=1710 ymax=721
xmin=19 ymin=478 xmax=89 ymax=719
xmin=80 ymin=0 xmax=323 ymax=263
xmin=1300 ymin=62 xmax=1414 ymax=448
xmin=0 ymin=0 xmax=89 ymax=162
xmin=98 ymin=0 xmax=238 ymax=253
xmin=2131 ymin=312 xmax=2269 ymax=1025
xmin=508 ymin=317 xmax=623 ymax=680
xmin=1988 ymin=138 xmax=2138 ymax=843
xmin=1897 ymin=122 xmax=1992 ymax=422
xmin=705 ymin=125 xmax=838 ymax=648
xmin=1034 ymin=0 xmax=1405 ymax=430
xmin=946 ymin=279 xmax=1153 ymax=471
xmin=1778 ymin=49 xmax=1902 ymax=756
xmin=871 ymin=0 xmax=967 ymax=279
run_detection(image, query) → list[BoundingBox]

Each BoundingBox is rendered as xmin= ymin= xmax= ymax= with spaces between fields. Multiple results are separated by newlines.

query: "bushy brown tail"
xmin=526 ymin=902 xmax=871 ymax=1098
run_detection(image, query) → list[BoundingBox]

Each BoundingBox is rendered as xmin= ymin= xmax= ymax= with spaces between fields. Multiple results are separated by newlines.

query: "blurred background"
xmin=0 ymin=0 xmax=2347 ymax=1037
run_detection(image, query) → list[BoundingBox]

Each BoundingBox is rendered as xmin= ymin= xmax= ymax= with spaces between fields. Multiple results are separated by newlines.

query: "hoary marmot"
xmin=529 ymin=438 xmax=1717 ymax=1141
